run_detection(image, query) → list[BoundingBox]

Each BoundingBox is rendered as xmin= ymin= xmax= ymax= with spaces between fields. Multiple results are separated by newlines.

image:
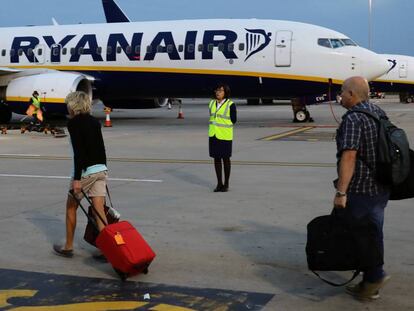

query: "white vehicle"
xmin=0 ymin=7 xmax=390 ymax=123
xmin=371 ymin=54 xmax=414 ymax=103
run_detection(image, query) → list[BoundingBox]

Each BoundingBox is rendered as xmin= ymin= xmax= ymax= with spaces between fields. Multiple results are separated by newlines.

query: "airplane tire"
xmin=247 ymin=98 xmax=260 ymax=105
xmin=294 ymin=109 xmax=309 ymax=122
xmin=406 ymin=97 xmax=413 ymax=103
xmin=0 ymin=105 xmax=12 ymax=124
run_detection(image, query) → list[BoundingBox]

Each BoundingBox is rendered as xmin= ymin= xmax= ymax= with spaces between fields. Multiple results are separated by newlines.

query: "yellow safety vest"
xmin=26 ymin=96 xmax=43 ymax=121
xmin=208 ymin=99 xmax=234 ymax=141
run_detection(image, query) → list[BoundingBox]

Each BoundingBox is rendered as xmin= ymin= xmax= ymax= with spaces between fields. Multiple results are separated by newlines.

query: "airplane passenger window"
xmin=27 ymin=48 xmax=33 ymax=56
xmin=218 ymin=43 xmax=224 ymax=52
xmin=1 ymin=50 xmax=6 ymax=57
xmin=330 ymin=39 xmax=345 ymax=48
xmin=178 ymin=45 xmax=184 ymax=52
xmin=37 ymin=49 xmax=42 ymax=56
xmin=187 ymin=44 xmax=194 ymax=53
xmin=70 ymin=48 xmax=76 ymax=55
xmin=107 ymin=46 xmax=112 ymax=54
xmin=18 ymin=49 xmax=23 ymax=56
xmin=228 ymin=43 xmax=234 ymax=52
xmin=207 ymin=44 xmax=214 ymax=52
xmin=97 ymin=47 xmax=102 ymax=54
xmin=340 ymin=39 xmax=357 ymax=46
xmin=198 ymin=44 xmax=204 ymax=52
xmin=10 ymin=49 xmax=15 ymax=57
xmin=52 ymin=48 xmax=59 ymax=56
xmin=62 ymin=48 xmax=67 ymax=55
xmin=156 ymin=45 xmax=165 ymax=52
xmin=135 ymin=45 xmax=141 ymax=54
xmin=126 ymin=46 xmax=132 ymax=54
xmin=166 ymin=45 xmax=174 ymax=53
xmin=317 ymin=38 xmax=332 ymax=48
xmin=146 ymin=45 xmax=152 ymax=53
xmin=78 ymin=47 xmax=84 ymax=55
xmin=239 ymin=43 xmax=245 ymax=51
xmin=116 ymin=46 xmax=122 ymax=54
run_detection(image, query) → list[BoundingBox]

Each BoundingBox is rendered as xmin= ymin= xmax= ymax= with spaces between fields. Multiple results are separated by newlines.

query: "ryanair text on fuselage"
xmin=10 ymin=29 xmax=272 ymax=64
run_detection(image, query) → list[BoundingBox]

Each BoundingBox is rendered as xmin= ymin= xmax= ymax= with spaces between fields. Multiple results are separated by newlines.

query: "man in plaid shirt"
xmin=334 ymin=76 xmax=390 ymax=300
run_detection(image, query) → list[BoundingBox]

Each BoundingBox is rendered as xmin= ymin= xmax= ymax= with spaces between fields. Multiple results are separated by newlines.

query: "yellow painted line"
xmin=0 ymin=154 xmax=335 ymax=168
xmin=261 ymin=126 xmax=314 ymax=141
xmin=375 ymin=79 xmax=414 ymax=85
xmin=9 ymin=65 xmax=344 ymax=84
xmin=6 ymin=96 xmax=66 ymax=104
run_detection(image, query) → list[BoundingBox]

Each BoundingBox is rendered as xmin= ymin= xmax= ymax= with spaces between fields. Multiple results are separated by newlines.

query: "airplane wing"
xmin=0 ymin=67 xmax=21 ymax=75
xmin=102 ymin=0 xmax=131 ymax=23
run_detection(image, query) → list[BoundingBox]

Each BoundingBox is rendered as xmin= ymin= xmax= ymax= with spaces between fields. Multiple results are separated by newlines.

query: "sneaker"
xmin=346 ymin=282 xmax=380 ymax=300
xmin=346 ymin=275 xmax=391 ymax=301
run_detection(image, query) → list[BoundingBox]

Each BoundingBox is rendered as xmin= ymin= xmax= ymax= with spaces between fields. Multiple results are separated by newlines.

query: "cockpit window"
xmin=318 ymin=38 xmax=358 ymax=49
xmin=330 ymin=39 xmax=345 ymax=48
xmin=340 ymin=38 xmax=357 ymax=46
xmin=318 ymin=38 xmax=332 ymax=48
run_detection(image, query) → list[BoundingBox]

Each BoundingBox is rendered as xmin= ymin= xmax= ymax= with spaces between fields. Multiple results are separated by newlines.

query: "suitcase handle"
xmin=69 ymin=189 xmax=108 ymax=229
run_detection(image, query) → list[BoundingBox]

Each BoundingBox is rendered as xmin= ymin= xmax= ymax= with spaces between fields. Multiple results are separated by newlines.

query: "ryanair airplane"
xmin=372 ymin=54 xmax=414 ymax=103
xmin=0 ymin=2 xmax=390 ymax=123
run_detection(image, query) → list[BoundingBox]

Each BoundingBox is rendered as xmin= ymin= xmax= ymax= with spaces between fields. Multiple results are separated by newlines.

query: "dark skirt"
xmin=209 ymin=136 xmax=232 ymax=158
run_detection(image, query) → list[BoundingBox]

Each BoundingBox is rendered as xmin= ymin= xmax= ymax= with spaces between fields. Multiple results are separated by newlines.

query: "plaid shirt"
xmin=336 ymin=101 xmax=389 ymax=195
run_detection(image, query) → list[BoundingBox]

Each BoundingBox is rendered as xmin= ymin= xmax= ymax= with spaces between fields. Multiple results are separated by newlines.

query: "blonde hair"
xmin=65 ymin=91 xmax=91 ymax=115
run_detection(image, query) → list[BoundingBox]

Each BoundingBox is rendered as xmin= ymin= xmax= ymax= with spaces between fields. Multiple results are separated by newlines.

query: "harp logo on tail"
xmin=245 ymin=29 xmax=272 ymax=61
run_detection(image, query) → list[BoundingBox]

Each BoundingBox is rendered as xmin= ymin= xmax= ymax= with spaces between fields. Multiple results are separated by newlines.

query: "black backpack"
xmin=354 ymin=109 xmax=410 ymax=186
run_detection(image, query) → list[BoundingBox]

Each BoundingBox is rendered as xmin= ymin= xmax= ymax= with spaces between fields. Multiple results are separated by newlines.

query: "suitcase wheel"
xmin=114 ymin=268 xmax=128 ymax=281
xmin=143 ymin=267 xmax=149 ymax=274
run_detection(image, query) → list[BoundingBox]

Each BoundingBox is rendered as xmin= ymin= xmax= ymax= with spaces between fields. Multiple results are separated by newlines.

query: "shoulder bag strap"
xmin=311 ymin=270 xmax=360 ymax=287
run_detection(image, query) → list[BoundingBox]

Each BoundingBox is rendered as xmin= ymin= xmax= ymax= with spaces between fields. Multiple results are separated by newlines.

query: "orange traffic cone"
xmin=177 ymin=102 xmax=184 ymax=119
xmin=104 ymin=107 xmax=112 ymax=127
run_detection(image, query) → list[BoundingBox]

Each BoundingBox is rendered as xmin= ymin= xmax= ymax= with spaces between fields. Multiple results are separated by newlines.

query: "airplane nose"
xmin=359 ymin=49 xmax=391 ymax=81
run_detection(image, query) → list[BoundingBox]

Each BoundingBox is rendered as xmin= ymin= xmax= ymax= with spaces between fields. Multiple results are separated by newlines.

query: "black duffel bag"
xmin=306 ymin=208 xmax=383 ymax=286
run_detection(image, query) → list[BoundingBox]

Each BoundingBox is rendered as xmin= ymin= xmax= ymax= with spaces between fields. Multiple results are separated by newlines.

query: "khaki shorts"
xmin=69 ymin=171 xmax=108 ymax=198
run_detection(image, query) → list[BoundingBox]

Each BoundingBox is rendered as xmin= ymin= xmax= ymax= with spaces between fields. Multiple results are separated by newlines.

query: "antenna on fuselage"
xmin=51 ymin=18 xmax=59 ymax=25
xmin=102 ymin=0 xmax=131 ymax=23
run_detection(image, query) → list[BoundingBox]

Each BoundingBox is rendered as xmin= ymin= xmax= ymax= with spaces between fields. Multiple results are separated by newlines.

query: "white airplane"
xmin=0 ymin=4 xmax=390 ymax=123
xmin=371 ymin=54 xmax=414 ymax=103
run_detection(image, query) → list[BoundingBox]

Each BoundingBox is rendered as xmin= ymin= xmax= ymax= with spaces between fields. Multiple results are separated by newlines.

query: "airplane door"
xmin=399 ymin=61 xmax=407 ymax=78
xmin=51 ymin=44 xmax=61 ymax=64
xmin=275 ymin=30 xmax=292 ymax=67
xmin=34 ymin=44 xmax=45 ymax=64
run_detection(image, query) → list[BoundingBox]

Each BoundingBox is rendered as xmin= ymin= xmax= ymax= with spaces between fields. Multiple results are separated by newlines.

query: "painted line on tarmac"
xmin=0 ymin=268 xmax=273 ymax=311
xmin=260 ymin=126 xmax=315 ymax=141
xmin=0 ymin=174 xmax=162 ymax=183
xmin=0 ymin=154 xmax=335 ymax=168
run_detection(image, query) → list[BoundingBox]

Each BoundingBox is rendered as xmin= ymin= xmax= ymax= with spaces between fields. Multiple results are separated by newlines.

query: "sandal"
xmin=53 ymin=244 xmax=74 ymax=258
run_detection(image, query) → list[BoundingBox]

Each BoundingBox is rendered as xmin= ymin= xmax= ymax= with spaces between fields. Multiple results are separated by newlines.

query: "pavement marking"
xmin=0 ymin=174 xmax=163 ymax=183
xmin=260 ymin=126 xmax=314 ymax=141
xmin=0 ymin=154 xmax=336 ymax=168
xmin=0 ymin=268 xmax=274 ymax=311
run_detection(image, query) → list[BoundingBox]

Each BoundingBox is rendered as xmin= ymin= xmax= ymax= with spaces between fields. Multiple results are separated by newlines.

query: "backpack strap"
xmin=352 ymin=108 xmax=385 ymax=122
xmin=311 ymin=270 xmax=360 ymax=287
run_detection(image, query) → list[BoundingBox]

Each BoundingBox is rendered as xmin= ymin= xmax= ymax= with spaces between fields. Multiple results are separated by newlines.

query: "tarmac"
xmin=0 ymin=97 xmax=413 ymax=310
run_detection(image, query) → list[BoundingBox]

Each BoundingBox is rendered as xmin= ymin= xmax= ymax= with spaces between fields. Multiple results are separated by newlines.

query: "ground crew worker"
xmin=209 ymin=84 xmax=237 ymax=192
xmin=26 ymin=91 xmax=43 ymax=124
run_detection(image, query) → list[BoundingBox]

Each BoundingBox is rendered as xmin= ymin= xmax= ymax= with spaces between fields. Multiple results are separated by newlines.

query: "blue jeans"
xmin=347 ymin=192 xmax=389 ymax=282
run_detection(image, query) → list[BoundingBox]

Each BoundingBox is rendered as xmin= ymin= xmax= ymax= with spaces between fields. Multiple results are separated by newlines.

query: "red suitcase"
xmin=75 ymin=190 xmax=156 ymax=280
xmin=96 ymin=220 xmax=156 ymax=280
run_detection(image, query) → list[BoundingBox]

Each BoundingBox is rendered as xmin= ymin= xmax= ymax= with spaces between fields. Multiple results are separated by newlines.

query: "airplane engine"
xmin=104 ymin=97 xmax=169 ymax=109
xmin=0 ymin=72 xmax=92 ymax=119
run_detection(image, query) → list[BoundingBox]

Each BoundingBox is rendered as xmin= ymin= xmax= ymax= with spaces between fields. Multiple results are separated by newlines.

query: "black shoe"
xmin=53 ymin=244 xmax=73 ymax=258
xmin=214 ymin=185 xmax=223 ymax=192
xmin=221 ymin=186 xmax=229 ymax=192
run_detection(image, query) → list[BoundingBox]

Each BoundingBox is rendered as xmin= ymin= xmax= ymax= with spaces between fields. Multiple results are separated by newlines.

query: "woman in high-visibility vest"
xmin=209 ymin=84 xmax=237 ymax=192
xmin=26 ymin=90 xmax=44 ymax=123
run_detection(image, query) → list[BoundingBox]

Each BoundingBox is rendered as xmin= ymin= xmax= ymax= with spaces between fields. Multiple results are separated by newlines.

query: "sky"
xmin=0 ymin=0 xmax=412 ymax=56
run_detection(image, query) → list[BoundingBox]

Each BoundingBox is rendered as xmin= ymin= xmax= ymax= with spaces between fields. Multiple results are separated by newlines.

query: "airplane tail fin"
xmin=102 ymin=0 xmax=131 ymax=23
